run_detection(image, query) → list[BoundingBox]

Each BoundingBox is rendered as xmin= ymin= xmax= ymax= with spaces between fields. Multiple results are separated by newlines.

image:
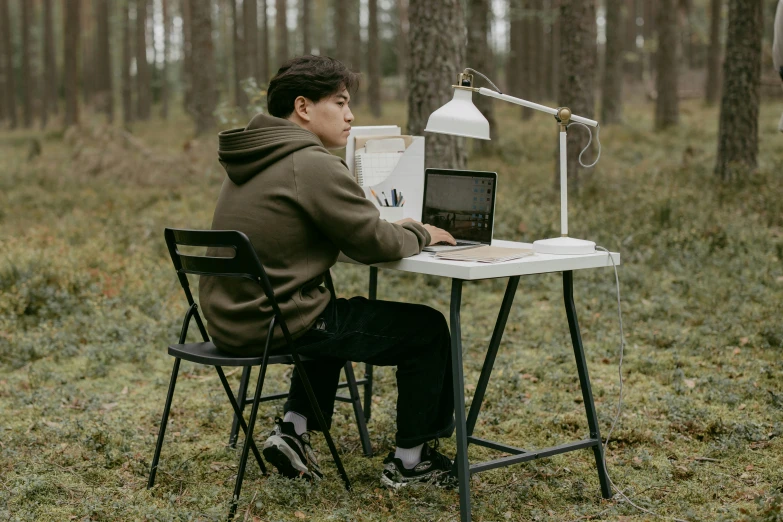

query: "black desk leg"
xmin=365 ymin=267 xmax=378 ymax=421
xmin=466 ymin=276 xmax=520 ymax=437
xmin=563 ymin=270 xmax=613 ymax=499
xmin=449 ymin=279 xmax=472 ymax=522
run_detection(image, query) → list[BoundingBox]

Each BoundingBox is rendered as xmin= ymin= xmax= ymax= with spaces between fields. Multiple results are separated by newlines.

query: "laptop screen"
xmin=421 ymin=169 xmax=497 ymax=244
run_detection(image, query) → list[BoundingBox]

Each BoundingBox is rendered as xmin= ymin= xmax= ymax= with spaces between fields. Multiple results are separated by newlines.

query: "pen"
xmin=391 ymin=189 xmax=397 ymax=207
xmin=399 ymin=198 xmax=405 ymax=207
xmin=370 ymin=188 xmax=383 ymax=206
xmin=397 ymin=191 xmax=403 ymax=207
xmin=381 ymin=191 xmax=390 ymax=207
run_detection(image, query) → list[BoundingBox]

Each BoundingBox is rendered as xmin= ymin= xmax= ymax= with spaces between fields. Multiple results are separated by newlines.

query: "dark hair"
xmin=266 ymin=55 xmax=359 ymax=118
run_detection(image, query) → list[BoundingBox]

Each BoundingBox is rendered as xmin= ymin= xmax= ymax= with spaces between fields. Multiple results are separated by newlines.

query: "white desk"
xmin=343 ymin=239 xmax=620 ymax=522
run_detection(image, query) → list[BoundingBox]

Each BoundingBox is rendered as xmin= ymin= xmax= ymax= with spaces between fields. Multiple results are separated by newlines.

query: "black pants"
xmin=283 ymin=296 xmax=455 ymax=448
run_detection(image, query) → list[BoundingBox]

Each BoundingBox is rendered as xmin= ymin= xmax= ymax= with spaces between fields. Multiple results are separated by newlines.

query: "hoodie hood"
xmin=217 ymin=113 xmax=324 ymax=185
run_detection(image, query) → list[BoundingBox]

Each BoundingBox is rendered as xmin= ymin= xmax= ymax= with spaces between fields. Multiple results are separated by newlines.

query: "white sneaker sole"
xmin=263 ymin=435 xmax=311 ymax=479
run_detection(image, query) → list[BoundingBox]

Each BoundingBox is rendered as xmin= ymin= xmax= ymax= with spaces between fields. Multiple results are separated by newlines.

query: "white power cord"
xmin=582 ymin=247 xmax=689 ymax=522
xmin=568 ymin=122 xmax=601 ymax=169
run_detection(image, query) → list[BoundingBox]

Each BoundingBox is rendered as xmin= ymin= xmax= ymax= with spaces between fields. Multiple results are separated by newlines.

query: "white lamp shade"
xmin=425 ymin=88 xmax=491 ymax=140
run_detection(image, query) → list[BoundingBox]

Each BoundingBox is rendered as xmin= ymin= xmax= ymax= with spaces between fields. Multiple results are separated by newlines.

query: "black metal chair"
xmin=147 ymin=228 xmax=370 ymax=519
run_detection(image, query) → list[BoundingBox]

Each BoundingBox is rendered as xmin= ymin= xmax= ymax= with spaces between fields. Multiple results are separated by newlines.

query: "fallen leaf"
xmin=738 ymin=404 xmax=746 ymax=410
xmin=684 ymin=379 xmax=696 ymax=389
xmin=294 ymin=511 xmax=306 ymax=519
xmin=733 ymin=347 xmax=741 ymax=355
xmin=101 ymin=402 xmax=119 ymax=411
xmin=121 ymin=386 xmax=128 ymax=395
xmin=740 ymin=337 xmax=749 ymax=346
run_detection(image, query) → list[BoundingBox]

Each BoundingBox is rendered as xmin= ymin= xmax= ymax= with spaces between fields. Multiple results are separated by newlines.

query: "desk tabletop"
xmin=341 ymin=240 xmax=621 ymax=281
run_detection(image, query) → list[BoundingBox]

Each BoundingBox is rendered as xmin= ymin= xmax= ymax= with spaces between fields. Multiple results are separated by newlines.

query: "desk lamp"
xmin=425 ymin=69 xmax=601 ymax=255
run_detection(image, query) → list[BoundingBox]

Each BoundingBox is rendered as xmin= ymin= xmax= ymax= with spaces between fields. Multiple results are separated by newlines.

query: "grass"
xmin=1 ymin=97 xmax=783 ymax=521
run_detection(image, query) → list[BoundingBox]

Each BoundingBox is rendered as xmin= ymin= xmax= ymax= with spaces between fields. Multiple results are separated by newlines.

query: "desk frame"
xmin=366 ymin=265 xmax=612 ymax=522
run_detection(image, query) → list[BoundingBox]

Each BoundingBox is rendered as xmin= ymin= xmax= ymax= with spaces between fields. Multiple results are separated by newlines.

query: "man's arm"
xmin=294 ymin=150 xmax=431 ymax=265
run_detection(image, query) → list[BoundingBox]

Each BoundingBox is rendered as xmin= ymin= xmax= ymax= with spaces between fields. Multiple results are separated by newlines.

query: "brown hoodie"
xmin=198 ymin=114 xmax=431 ymax=354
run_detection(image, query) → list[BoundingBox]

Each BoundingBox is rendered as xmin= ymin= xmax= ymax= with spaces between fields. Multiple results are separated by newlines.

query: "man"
xmin=199 ymin=55 xmax=459 ymax=489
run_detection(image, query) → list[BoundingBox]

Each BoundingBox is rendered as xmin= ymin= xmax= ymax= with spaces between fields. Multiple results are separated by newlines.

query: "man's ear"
xmin=293 ymin=96 xmax=311 ymax=122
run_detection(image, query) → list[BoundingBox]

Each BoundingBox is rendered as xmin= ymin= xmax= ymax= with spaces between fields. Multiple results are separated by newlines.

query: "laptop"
xmin=421 ymin=169 xmax=498 ymax=253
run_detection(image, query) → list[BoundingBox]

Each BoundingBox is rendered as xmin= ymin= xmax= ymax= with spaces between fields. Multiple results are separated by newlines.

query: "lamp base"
xmin=533 ymin=236 xmax=596 ymax=255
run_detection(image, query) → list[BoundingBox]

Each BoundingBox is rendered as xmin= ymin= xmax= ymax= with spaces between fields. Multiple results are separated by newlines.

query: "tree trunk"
xmin=245 ymin=0 xmax=259 ymax=82
xmin=64 ymin=0 xmax=80 ymax=128
xmin=45 ymin=0 xmax=57 ymax=116
xmin=301 ymin=0 xmax=311 ymax=54
xmin=82 ymin=1 xmax=93 ymax=107
xmin=136 ymin=0 xmax=151 ymax=119
xmin=161 ymin=0 xmax=170 ymax=118
xmin=644 ymin=0 xmax=656 ymax=80
xmin=0 ymin=1 xmax=5 ymax=124
xmin=335 ymin=0 xmax=349 ymax=63
xmin=182 ymin=0 xmax=193 ymax=112
xmin=522 ymin=0 xmax=537 ymax=119
xmin=21 ymin=0 xmax=32 ymax=127
xmin=508 ymin=0 xmax=524 ymax=95
xmin=467 ymin=0 xmax=494 ymax=152
xmin=259 ymin=0 xmax=269 ymax=83
xmin=232 ymin=0 xmax=246 ymax=107
xmin=396 ymin=0 xmax=408 ymax=100
xmin=122 ymin=0 xmax=133 ymax=126
xmin=368 ymin=0 xmax=381 ymax=116
xmin=715 ymin=0 xmax=761 ymax=180
xmin=557 ymin=0 xmax=596 ymax=188
xmin=550 ymin=0 xmax=559 ymax=97
xmin=276 ymin=0 xmax=288 ymax=68
xmin=705 ymin=0 xmax=722 ymax=105
xmin=96 ymin=0 xmax=113 ymax=123
xmin=407 ymin=0 xmax=466 ymax=169
xmin=655 ymin=0 xmax=678 ymax=130
xmin=601 ymin=0 xmax=623 ymax=123
xmin=351 ymin=0 xmax=362 ymax=106
xmin=0 ymin=0 xmax=17 ymax=129
xmin=189 ymin=0 xmax=216 ymax=135
xmin=624 ymin=0 xmax=638 ymax=77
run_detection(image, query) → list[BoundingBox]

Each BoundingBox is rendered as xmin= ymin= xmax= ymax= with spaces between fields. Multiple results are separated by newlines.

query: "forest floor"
xmin=1 ymin=98 xmax=783 ymax=521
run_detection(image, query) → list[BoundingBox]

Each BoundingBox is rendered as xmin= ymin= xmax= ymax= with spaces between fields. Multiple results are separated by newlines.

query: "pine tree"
xmin=21 ymin=0 xmax=33 ymax=127
xmin=705 ymin=0 xmax=722 ymax=105
xmin=655 ymin=0 xmax=679 ymax=130
xmin=601 ymin=0 xmax=623 ymax=123
xmin=368 ymin=0 xmax=381 ymax=117
xmin=96 ymin=0 xmax=114 ymax=123
xmin=407 ymin=0 xmax=466 ymax=169
xmin=557 ymin=0 xmax=596 ymax=187
xmin=276 ymin=0 xmax=288 ymax=67
xmin=122 ymin=0 xmax=133 ymax=126
xmin=467 ymin=0 xmax=495 ymax=152
xmin=64 ymin=0 xmax=81 ymax=128
xmin=189 ymin=0 xmax=216 ymax=134
xmin=715 ymin=0 xmax=761 ymax=180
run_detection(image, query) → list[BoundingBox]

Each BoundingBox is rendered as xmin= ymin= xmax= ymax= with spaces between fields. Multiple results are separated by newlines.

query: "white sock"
xmin=394 ymin=444 xmax=424 ymax=469
xmin=283 ymin=411 xmax=307 ymax=436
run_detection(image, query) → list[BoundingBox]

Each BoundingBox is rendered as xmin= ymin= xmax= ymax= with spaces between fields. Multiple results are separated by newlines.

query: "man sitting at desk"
xmin=199 ymin=55 xmax=459 ymax=489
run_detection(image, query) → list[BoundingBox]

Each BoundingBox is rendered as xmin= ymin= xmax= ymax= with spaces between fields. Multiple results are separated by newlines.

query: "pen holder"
xmin=378 ymin=206 xmax=405 ymax=222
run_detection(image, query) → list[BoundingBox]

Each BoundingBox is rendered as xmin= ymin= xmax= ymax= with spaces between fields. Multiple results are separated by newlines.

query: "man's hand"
xmin=423 ymin=224 xmax=456 ymax=246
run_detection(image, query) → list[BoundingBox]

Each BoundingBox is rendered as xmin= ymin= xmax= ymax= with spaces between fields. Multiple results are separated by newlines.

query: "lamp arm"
xmin=477 ymin=87 xmax=599 ymax=128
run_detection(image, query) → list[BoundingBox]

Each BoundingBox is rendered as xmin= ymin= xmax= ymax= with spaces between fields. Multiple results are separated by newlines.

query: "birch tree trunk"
xmin=161 ymin=0 xmax=170 ymax=118
xmin=136 ymin=0 xmax=151 ymax=120
xmin=407 ymin=0 xmax=466 ymax=169
xmin=715 ymin=0 xmax=761 ymax=180
xmin=244 ymin=0 xmax=259 ymax=82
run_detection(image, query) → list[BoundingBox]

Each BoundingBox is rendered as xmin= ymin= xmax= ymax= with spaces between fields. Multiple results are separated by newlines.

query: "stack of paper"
xmin=434 ymin=246 xmax=535 ymax=263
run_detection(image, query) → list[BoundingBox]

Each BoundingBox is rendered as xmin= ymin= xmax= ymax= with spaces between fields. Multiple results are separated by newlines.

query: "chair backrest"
xmin=163 ymin=228 xmax=296 ymax=347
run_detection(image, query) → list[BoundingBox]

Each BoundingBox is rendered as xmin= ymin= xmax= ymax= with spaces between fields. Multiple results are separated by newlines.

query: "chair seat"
xmin=168 ymin=342 xmax=318 ymax=366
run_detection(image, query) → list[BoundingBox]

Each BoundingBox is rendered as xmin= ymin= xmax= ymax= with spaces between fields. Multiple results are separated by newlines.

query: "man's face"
xmin=302 ymin=89 xmax=354 ymax=149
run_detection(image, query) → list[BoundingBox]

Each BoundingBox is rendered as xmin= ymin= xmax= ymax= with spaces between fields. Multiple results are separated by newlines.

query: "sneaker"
xmin=262 ymin=418 xmax=323 ymax=481
xmin=380 ymin=440 xmax=458 ymax=490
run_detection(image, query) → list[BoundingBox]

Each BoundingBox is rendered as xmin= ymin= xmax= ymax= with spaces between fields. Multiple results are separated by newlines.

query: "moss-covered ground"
xmin=1 ymin=99 xmax=783 ymax=521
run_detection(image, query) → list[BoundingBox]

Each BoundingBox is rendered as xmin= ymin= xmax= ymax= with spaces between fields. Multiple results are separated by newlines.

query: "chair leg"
xmin=343 ymin=362 xmax=373 ymax=457
xmin=228 ymin=352 xmax=272 ymax=519
xmin=227 ymin=366 xmax=252 ymax=448
xmin=363 ymin=364 xmax=373 ymax=422
xmin=292 ymin=351 xmax=351 ymax=490
xmin=147 ymin=357 xmax=181 ymax=489
xmin=215 ymin=366 xmax=266 ymax=476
